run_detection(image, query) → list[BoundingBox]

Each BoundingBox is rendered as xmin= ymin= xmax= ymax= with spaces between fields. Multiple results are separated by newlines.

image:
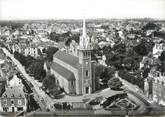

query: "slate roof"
xmin=53 ymin=50 xmax=80 ymax=69
xmin=2 ymin=86 xmax=25 ymax=98
xmin=51 ymin=62 xmax=75 ymax=81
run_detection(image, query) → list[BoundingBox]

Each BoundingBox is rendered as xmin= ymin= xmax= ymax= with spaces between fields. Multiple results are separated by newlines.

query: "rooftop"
xmin=51 ymin=62 xmax=75 ymax=81
xmin=2 ymin=86 xmax=25 ymax=98
xmin=53 ymin=50 xmax=80 ymax=69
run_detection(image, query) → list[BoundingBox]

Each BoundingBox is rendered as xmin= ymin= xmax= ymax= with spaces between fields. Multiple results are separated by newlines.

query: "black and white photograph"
xmin=0 ymin=0 xmax=165 ymax=116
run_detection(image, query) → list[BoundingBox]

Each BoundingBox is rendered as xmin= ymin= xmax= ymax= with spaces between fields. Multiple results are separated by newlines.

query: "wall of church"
xmin=50 ymin=68 xmax=69 ymax=93
xmin=53 ymin=57 xmax=81 ymax=94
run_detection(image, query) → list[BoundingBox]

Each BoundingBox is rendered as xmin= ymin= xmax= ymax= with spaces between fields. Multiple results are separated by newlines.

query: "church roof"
xmin=51 ymin=62 xmax=75 ymax=81
xmin=53 ymin=50 xmax=80 ymax=69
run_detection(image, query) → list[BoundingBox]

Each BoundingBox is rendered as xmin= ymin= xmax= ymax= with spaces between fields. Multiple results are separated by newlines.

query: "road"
xmin=2 ymin=47 xmax=55 ymax=111
xmin=115 ymin=71 xmax=165 ymax=115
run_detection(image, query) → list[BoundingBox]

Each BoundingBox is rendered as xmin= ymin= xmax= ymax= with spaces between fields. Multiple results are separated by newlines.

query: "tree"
xmin=107 ymin=77 xmax=123 ymax=90
xmin=27 ymin=60 xmax=46 ymax=81
xmin=142 ymin=22 xmax=159 ymax=31
xmin=49 ymin=32 xmax=60 ymax=42
xmin=100 ymin=67 xmax=115 ymax=87
xmin=159 ymin=51 xmax=165 ymax=62
xmin=64 ymin=33 xmax=80 ymax=46
xmin=25 ymin=55 xmax=36 ymax=68
xmin=14 ymin=51 xmax=27 ymax=66
xmin=118 ymin=70 xmax=144 ymax=90
xmin=45 ymin=47 xmax=59 ymax=61
xmin=134 ymin=43 xmax=148 ymax=56
xmin=105 ymin=53 xmax=125 ymax=70
xmin=42 ymin=75 xmax=63 ymax=97
xmin=42 ymin=75 xmax=56 ymax=90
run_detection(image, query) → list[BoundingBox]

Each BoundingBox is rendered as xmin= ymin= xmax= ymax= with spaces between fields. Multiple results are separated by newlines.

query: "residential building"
xmin=152 ymin=41 xmax=165 ymax=58
xmin=144 ymin=70 xmax=165 ymax=105
xmin=0 ymin=76 xmax=6 ymax=96
xmin=24 ymin=46 xmax=40 ymax=58
xmin=0 ymin=59 xmax=7 ymax=96
xmin=1 ymin=86 xmax=27 ymax=112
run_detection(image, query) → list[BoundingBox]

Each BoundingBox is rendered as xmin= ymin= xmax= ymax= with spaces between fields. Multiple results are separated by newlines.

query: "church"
xmin=48 ymin=19 xmax=99 ymax=95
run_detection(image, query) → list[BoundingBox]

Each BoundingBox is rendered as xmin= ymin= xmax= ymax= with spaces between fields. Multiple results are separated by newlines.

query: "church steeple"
xmin=78 ymin=18 xmax=95 ymax=95
xmin=82 ymin=18 xmax=86 ymax=40
xmin=79 ymin=18 xmax=90 ymax=49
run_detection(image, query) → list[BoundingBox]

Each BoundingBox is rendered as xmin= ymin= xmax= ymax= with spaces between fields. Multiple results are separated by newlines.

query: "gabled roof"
xmin=51 ymin=62 xmax=75 ymax=81
xmin=2 ymin=86 xmax=25 ymax=98
xmin=53 ymin=50 xmax=80 ymax=69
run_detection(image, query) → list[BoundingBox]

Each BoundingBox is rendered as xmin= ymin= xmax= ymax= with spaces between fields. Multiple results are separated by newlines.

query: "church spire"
xmin=82 ymin=18 xmax=86 ymax=39
xmin=79 ymin=18 xmax=90 ymax=49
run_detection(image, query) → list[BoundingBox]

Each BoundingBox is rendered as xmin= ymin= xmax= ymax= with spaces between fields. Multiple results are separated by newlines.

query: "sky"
xmin=0 ymin=0 xmax=165 ymax=20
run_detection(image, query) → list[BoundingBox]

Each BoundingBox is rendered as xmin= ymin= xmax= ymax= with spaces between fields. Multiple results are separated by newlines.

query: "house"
xmin=1 ymin=86 xmax=27 ymax=112
xmin=144 ymin=69 xmax=165 ymax=105
xmin=152 ymin=41 xmax=165 ymax=58
xmin=0 ymin=59 xmax=7 ymax=96
xmin=46 ymin=19 xmax=99 ymax=95
xmin=8 ymin=75 xmax=23 ymax=87
xmin=24 ymin=46 xmax=40 ymax=58
xmin=0 ymin=76 xmax=6 ymax=96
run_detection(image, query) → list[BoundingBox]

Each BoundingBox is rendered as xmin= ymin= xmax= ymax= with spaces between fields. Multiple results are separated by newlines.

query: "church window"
xmin=71 ymin=81 xmax=74 ymax=87
xmin=57 ymin=80 xmax=59 ymax=84
xmin=85 ymin=87 xmax=89 ymax=94
xmin=86 ymin=70 xmax=89 ymax=77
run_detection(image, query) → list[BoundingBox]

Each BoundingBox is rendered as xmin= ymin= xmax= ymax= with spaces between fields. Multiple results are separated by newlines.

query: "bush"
xmin=108 ymin=77 xmax=123 ymax=90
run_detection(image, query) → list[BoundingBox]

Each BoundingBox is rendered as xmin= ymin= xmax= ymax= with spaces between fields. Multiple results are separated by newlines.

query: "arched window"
xmin=86 ymin=70 xmax=89 ymax=77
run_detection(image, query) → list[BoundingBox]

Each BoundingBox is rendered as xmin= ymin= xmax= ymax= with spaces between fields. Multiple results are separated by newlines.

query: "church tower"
xmin=78 ymin=19 xmax=93 ymax=94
